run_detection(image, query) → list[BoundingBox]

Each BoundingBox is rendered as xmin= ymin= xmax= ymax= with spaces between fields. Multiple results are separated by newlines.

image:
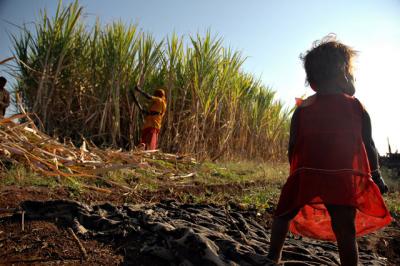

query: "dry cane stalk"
xmin=21 ymin=211 xmax=25 ymax=232
xmin=68 ymin=227 xmax=88 ymax=260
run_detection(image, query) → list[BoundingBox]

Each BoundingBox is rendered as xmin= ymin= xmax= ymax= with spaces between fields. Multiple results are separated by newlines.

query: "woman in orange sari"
xmin=134 ymin=86 xmax=167 ymax=150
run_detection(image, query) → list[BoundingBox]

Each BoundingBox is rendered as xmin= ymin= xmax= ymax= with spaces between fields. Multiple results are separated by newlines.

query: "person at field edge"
xmin=267 ymin=35 xmax=391 ymax=266
xmin=0 ymin=77 xmax=10 ymax=117
xmin=134 ymin=86 xmax=167 ymax=150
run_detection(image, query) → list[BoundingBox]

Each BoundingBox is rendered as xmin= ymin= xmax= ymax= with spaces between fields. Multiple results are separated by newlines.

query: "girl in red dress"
xmin=267 ymin=36 xmax=392 ymax=266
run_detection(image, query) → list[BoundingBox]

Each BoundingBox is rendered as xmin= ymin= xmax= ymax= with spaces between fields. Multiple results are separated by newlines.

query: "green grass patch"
xmin=385 ymin=191 xmax=400 ymax=218
xmin=240 ymin=187 xmax=281 ymax=210
xmin=381 ymin=167 xmax=400 ymax=218
xmin=65 ymin=177 xmax=83 ymax=196
xmin=104 ymin=169 xmax=132 ymax=184
xmin=0 ymin=166 xmax=58 ymax=188
xmin=148 ymin=159 xmax=176 ymax=169
xmin=0 ymin=160 xmax=289 ymax=210
xmin=195 ymin=161 xmax=288 ymax=185
xmin=104 ymin=167 xmax=163 ymax=191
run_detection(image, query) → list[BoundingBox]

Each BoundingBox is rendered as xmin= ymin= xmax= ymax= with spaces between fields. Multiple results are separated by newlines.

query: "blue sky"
xmin=1 ymin=0 xmax=400 ymax=153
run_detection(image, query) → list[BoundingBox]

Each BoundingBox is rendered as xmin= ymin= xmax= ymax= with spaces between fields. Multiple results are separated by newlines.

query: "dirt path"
xmin=1 ymin=187 xmax=399 ymax=265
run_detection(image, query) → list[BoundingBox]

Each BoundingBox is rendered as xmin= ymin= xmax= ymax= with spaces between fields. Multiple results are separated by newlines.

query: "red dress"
xmin=275 ymin=94 xmax=392 ymax=241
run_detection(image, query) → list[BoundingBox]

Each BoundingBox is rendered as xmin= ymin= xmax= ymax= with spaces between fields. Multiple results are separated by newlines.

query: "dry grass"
xmin=382 ymin=168 xmax=400 ymax=218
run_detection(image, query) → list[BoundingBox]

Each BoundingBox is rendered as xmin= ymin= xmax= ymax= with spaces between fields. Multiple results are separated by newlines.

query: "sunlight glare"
xmin=355 ymin=42 xmax=400 ymax=153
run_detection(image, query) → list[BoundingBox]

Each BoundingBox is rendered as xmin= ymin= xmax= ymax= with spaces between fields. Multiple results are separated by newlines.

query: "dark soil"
xmin=0 ymin=186 xmax=399 ymax=265
xmin=0 ymin=220 xmax=122 ymax=265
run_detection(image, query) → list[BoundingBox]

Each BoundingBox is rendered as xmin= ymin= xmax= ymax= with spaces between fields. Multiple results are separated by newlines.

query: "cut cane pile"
xmin=0 ymin=114 xmax=196 ymax=191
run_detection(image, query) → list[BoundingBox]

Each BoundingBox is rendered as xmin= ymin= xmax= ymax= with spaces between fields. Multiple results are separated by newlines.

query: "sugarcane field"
xmin=1 ymin=1 xmax=400 ymax=265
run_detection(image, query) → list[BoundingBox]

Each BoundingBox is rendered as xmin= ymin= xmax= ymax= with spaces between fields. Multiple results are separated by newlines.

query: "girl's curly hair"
xmin=300 ymin=34 xmax=357 ymax=90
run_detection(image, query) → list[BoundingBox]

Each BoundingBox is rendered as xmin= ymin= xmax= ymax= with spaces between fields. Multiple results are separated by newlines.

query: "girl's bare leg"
xmin=267 ymin=209 xmax=299 ymax=263
xmin=326 ymin=205 xmax=358 ymax=266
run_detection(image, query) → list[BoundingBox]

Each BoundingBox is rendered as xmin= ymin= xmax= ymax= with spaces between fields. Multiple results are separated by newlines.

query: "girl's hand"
xmin=371 ymin=171 xmax=389 ymax=194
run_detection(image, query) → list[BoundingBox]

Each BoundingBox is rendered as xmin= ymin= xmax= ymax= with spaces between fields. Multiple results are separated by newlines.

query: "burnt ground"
xmin=0 ymin=185 xmax=399 ymax=265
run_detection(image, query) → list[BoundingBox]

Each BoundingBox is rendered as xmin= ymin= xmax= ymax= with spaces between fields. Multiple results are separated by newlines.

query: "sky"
xmin=0 ymin=0 xmax=400 ymax=153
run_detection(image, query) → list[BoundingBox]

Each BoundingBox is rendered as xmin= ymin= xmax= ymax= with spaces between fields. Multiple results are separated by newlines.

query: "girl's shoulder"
xmin=346 ymin=96 xmax=367 ymax=115
xmin=352 ymin=96 xmax=366 ymax=110
xmin=295 ymin=93 xmax=365 ymax=114
xmin=296 ymin=94 xmax=317 ymax=108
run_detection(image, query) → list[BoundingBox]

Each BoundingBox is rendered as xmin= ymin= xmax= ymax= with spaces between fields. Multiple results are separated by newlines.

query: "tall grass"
xmin=10 ymin=1 xmax=291 ymax=161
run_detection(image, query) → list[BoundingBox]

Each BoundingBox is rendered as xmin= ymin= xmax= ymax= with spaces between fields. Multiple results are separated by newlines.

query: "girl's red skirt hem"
xmin=275 ymin=170 xmax=392 ymax=241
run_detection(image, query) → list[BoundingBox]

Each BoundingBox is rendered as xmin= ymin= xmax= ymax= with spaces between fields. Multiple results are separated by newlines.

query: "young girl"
xmin=267 ymin=36 xmax=392 ymax=266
